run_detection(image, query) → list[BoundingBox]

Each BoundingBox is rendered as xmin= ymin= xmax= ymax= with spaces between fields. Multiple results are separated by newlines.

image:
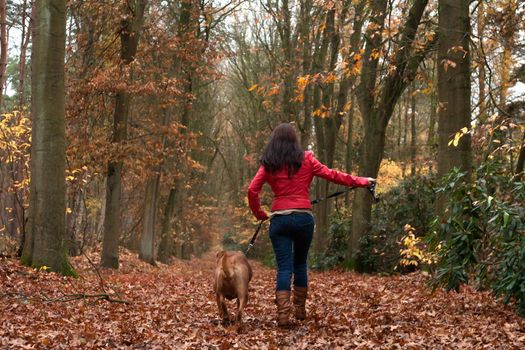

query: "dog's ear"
xmin=216 ymin=250 xmax=225 ymax=259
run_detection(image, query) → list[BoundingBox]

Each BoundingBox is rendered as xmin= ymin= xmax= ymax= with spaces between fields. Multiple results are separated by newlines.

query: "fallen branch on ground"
xmin=0 ymin=291 xmax=130 ymax=304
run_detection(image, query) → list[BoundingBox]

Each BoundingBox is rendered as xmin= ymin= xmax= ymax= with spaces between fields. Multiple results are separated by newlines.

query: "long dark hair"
xmin=261 ymin=123 xmax=304 ymax=177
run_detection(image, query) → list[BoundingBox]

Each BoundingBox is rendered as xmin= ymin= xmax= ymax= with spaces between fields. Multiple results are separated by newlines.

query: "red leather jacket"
xmin=247 ymin=151 xmax=370 ymax=220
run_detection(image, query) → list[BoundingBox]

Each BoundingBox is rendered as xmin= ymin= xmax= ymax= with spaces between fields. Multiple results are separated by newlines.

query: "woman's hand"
xmin=367 ymin=177 xmax=377 ymax=186
xmin=258 ymin=212 xmax=269 ymax=221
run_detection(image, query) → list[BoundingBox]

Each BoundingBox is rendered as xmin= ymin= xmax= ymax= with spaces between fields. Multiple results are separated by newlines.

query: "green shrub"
xmin=310 ymin=208 xmax=351 ymax=270
xmin=358 ymin=174 xmax=436 ymax=273
xmin=428 ymin=162 xmax=525 ymax=315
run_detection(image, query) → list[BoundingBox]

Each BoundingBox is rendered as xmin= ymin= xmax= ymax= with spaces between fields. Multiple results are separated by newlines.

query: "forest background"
xmin=0 ymin=0 xmax=525 ymax=316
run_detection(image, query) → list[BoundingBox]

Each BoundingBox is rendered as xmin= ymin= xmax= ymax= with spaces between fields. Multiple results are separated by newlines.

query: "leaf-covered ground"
xmin=1 ymin=249 xmax=525 ymax=349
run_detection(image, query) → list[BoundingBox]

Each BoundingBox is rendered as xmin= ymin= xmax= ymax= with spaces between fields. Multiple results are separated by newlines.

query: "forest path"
xmin=1 ymin=249 xmax=525 ymax=349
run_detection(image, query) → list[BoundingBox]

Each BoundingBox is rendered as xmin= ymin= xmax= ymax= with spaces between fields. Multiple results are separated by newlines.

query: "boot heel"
xmin=275 ymin=290 xmax=291 ymax=327
xmin=293 ymin=286 xmax=307 ymax=320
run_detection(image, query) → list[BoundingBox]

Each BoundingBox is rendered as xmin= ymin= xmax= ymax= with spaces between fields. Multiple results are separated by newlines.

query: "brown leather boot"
xmin=293 ymin=286 xmax=307 ymax=320
xmin=275 ymin=290 xmax=292 ymax=327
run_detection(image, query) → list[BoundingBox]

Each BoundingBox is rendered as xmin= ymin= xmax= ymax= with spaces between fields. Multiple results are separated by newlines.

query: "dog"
xmin=214 ymin=250 xmax=252 ymax=325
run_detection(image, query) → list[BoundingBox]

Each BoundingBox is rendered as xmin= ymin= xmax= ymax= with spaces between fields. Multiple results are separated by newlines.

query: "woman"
xmin=247 ymin=123 xmax=375 ymax=327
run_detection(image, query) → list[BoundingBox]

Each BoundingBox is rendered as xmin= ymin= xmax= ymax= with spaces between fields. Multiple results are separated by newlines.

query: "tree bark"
xmin=345 ymin=95 xmax=355 ymax=206
xmin=0 ymin=0 xmax=7 ymax=109
xmin=515 ymin=132 xmax=525 ymax=179
xmin=21 ymin=0 xmax=74 ymax=275
xmin=476 ymin=1 xmax=486 ymax=123
xmin=350 ymin=0 xmax=431 ymax=259
xmin=280 ymin=0 xmax=295 ymax=121
xmin=18 ymin=0 xmax=33 ymax=110
xmin=157 ymin=187 xmax=177 ymax=263
xmin=299 ymin=0 xmax=312 ymax=149
xmin=311 ymin=7 xmax=335 ymax=254
xmin=403 ymin=94 xmax=409 ymax=177
xmin=139 ymin=175 xmax=160 ymax=265
xmin=101 ymin=0 xmax=147 ymax=268
xmin=410 ymin=83 xmax=417 ymax=176
xmin=427 ymin=55 xmax=437 ymax=149
xmin=436 ymin=0 xmax=472 ymax=215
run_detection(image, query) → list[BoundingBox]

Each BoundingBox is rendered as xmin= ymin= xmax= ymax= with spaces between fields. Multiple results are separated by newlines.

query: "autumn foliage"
xmin=0 ymin=0 xmax=524 ymax=347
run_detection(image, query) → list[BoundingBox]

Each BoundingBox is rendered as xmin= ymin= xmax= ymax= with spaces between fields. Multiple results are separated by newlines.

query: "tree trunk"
xmin=101 ymin=0 xmax=147 ymax=268
xmin=345 ymin=96 xmax=355 ymax=206
xmin=350 ymin=0 xmax=431 ymax=260
xmin=12 ymin=0 xmax=35 ymax=243
xmin=0 ymin=0 xmax=7 ymax=109
xmin=403 ymin=94 xmax=409 ymax=177
xmin=308 ymin=8 xmax=334 ymax=254
xmin=515 ymin=132 xmax=525 ymax=179
xmin=157 ymin=187 xmax=177 ymax=263
xmin=427 ymin=55 xmax=437 ymax=149
xmin=299 ymin=0 xmax=312 ymax=149
xmin=21 ymin=0 xmax=74 ymax=275
xmin=140 ymin=105 xmax=169 ymax=264
xmin=436 ymin=0 xmax=472 ymax=215
xmin=17 ymin=0 xmax=34 ymax=109
xmin=280 ymin=0 xmax=295 ymax=121
xmin=139 ymin=175 xmax=160 ymax=265
xmin=410 ymin=83 xmax=417 ymax=176
xmin=397 ymin=105 xmax=402 ymax=161
xmin=153 ymin=0 xmax=195 ymax=262
xmin=476 ymin=1 xmax=486 ymax=123
xmin=350 ymin=125 xmax=387 ymax=257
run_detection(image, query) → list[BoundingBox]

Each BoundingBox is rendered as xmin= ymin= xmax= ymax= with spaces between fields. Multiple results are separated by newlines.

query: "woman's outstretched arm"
xmin=310 ymin=153 xmax=372 ymax=187
xmin=247 ymin=166 xmax=269 ymax=220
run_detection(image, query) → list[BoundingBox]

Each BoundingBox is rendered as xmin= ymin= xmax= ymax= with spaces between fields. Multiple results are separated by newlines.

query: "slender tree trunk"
xmin=427 ymin=56 xmax=437 ymax=149
xmin=281 ymin=0 xmax=294 ymax=121
xmin=310 ymin=8 xmax=334 ymax=254
xmin=515 ymin=132 xmax=525 ymax=179
xmin=101 ymin=0 xmax=147 ymax=268
xmin=154 ymin=0 xmax=195 ymax=262
xmin=403 ymin=94 xmax=409 ymax=177
xmin=345 ymin=96 xmax=355 ymax=206
xmin=96 ymin=178 xmax=106 ymax=241
xmin=410 ymin=83 xmax=417 ymax=176
xmin=21 ymin=0 xmax=74 ymax=275
xmin=436 ymin=0 xmax=472 ymax=215
xmin=157 ymin=187 xmax=176 ymax=263
xmin=140 ymin=106 xmax=169 ymax=264
xmin=299 ymin=0 xmax=312 ymax=149
xmin=139 ymin=175 xmax=160 ymax=265
xmin=350 ymin=124 xmax=387 ymax=258
xmin=350 ymin=0 xmax=431 ymax=260
xmin=0 ymin=0 xmax=7 ymax=109
xmin=397 ymin=105 xmax=402 ymax=161
xmin=494 ymin=41 xmax=512 ymax=149
xmin=19 ymin=0 xmax=35 ymax=110
xmin=477 ymin=1 xmax=486 ymax=123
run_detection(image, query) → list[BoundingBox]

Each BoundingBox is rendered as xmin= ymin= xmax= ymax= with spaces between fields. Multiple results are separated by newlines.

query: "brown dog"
xmin=214 ymin=251 xmax=252 ymax=325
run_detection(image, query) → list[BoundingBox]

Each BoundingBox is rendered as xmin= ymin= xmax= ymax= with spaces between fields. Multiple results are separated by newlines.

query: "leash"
xmin=311 ymin=182 xmax=379 ymax=204
xmin=245 ymin=220 xmax=265 ymax=254
xmin=244 ymin=183 xmax=380 ymax=254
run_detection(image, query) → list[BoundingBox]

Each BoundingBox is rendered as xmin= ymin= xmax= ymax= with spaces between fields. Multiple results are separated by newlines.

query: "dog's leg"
xmin=236 ymin=291 xmax=248 ymax=324
xmin=217 ymin=294 xmax=229 ymax=325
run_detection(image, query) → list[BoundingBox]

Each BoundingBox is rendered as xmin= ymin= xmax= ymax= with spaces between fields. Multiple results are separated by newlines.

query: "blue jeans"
xmin=269 ymin=213 xmax=314 ymax=291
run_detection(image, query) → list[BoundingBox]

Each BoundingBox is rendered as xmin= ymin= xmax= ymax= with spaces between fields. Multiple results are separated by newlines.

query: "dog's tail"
xmin=222 ymin=253 xmax=233 ymax=280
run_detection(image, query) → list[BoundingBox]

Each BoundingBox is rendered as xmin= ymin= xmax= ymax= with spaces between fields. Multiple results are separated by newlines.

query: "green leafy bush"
xmin=310 ymin=208 xmax=351 ymax=270
xmin=358 ymin=175 xmax=436 ymax=273
xmin=428 ymin=162 xmax=525 ymax=315
xmin=309 ymin=175 xmax=436 ymax=273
